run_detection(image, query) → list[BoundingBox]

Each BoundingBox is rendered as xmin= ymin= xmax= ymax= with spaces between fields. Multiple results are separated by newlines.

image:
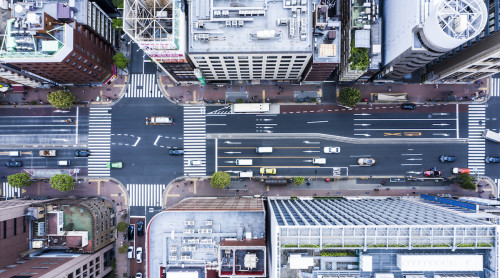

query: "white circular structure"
xmin=422 ymin=0 xmax=487 ymax=52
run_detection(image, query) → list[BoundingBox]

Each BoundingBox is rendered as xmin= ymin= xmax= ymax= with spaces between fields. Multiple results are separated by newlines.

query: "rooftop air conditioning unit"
xmin=222 ymin=10 xmax=229 ymax=17
xmin=214 ymin=10 xmax=221 ymax=17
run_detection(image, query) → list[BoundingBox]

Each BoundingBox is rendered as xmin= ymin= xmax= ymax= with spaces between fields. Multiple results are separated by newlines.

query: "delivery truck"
xmin=39 ymin=150 xmax=56 ymax=157
xmin=482 ymin=129 xmax=500 ymax=143
xmin=146 ymin=116 xmax=174 ymax=125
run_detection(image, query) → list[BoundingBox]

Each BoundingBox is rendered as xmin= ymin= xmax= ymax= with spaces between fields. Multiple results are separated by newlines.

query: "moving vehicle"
xmin=136 ymin=273 xmax=143 ymax=278
xmin=189 ymin=160 xmax=202 ymax=166
xmin=169 ymin=149 xmax=184 ymax=155
xmin=424 ymin=167 xmax=442 ymax=177
xmin=312 ymin=158 xmax=326 ymax=165
xmin=39 ymin=150 xmax=56 ymax=157
xmin=358 ymin=158 xmax=376 ymax=166
xmin=256 ymin=147 xmax=273 ymax=153
xmin=136 ymin=247 xmax=143 ymax=263
xmin=106 ymin=162 xmax=123 ymax=168
xmin=137 ymin=221 xmax=144 ymax=236
xmin=239 ymin=171 xmax=253 ymax=178
xmin=74 ymin=150 xmax=90 ymax=157
xmin=439 ymin=155 xmax=456 ymax=162
xmin=127 ymin=246 xmax=134 ymax=259
xmin=5 ymin=161 xmax=22 ymax=167
xmin=146 ymin=116 xmax=174 ymax=125
xmin=260 ymin=168 xmax=276 ymax=175
xmin=323 ymin=146 xmax=341 ymax=153
xmin=482 ymin=129 xmax=500 ymax=143
xmin=401 ymin=103 xmax=416 ymax=110
xmin=128 ymin=225 xmax=134 ymax=240
xmin=8 ymin=151 xmax=21 ymax=157
xmin=452 ymin=168 xmax=470 ymax=174
xmin=485 ymin=157 xmax=500 ymax=164
xmin=236 ymin=159 xmax=253 ymax=166
xmin=58 ymin=160 xmax=70 ymax=166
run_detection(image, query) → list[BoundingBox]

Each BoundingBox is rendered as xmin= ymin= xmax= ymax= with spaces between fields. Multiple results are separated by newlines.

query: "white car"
xmin=323 ymin=146 xmax=341 ymax=153
xmin=189 ymin=160 xmax=202 ymax=166
xmin=312 ymin=158 xmax=326 ymax=165
xmin=136 ymin=247 xmax=143 ymax=263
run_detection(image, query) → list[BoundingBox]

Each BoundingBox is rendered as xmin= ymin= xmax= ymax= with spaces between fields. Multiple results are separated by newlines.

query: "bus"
xmin=232 ymin=103 xmax=270 ymax=113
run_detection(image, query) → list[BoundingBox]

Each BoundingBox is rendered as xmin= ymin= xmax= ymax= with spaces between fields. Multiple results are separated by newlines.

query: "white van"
xmin=58 ymin=160 xmax=70 ymax=166
xmin=238 ymin=171 xmax=253 ymax=178
xmin=256 ymin=147 xmax=273 ymax=153
xmin=312 ymin=158 xmax=326 ymax=165
xmin=9 ymin=151 xmax=21 ymax=157
xmin=236 ymin=159 xmax=253 ymax=166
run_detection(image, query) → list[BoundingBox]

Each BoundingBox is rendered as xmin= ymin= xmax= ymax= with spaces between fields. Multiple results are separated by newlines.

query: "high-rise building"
xmin=378 ymin=0 xmax=488 ymax=81
xmin=268 ymin=197 xmax=498 ymax=278
xmin=0 ymin=0 xmax=117 ymax=87
xmin=187 ymin=0 xmax=312 ymax=83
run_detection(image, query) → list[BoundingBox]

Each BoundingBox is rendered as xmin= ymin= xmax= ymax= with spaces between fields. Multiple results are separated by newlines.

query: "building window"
xmin=83 ymin=60 xmax=88 ymax=64
xmin=13 ymin=218 xmax=16 ymax=236
xmin=65 ymin=59 xmax=71 ymax=63
xmin=72 ymin=62 xmax=77 ymax=67
xmin=77 ymin=56 xmax=83 ymax=61
xmin=83 ymin=68 xmax=87 ymax=72
xmin=77 ymin=65 xmax=82 ymax=69
xmin=71 ymin=53 xmax=77 ymax=57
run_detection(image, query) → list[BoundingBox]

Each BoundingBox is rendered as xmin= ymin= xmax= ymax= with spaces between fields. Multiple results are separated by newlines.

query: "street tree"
xmin=112 ymin=0 xmax=124 ymax=8
xmin=338 ymin=87 xmax=361 ymax=107
xmin=50 ymin=174 xmax=75 ymax=192
xmin=47 ymin=90 xmax=76 ymax=109
xmin=7 ymin=173 xmax=32 ymax=188
xmin=210 ymin=171 xmax=231 ymax=189
xmin=112 ymin=18 xmax=123 ymax=29
xmin=293 ymin=177 xmax=305 ymax=186
xmin=118 ymin=243 xmax=129 ymax=254
xmin=457 ymin=173 xmax=476 ymax=190
xmin=117 ymin=221 xmax=127 ymax=232
xmin=113 ymin=52 xmax=129 ymax=70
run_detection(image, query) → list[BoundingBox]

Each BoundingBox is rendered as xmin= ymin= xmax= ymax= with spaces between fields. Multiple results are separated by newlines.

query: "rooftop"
xmin=312 ymin=3 xmax=340 ymax=63
xmin=188 ymin=0 xmax=312 ymax=53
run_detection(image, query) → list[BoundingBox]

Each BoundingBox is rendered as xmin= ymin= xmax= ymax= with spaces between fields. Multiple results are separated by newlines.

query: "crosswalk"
xmin=125 ymin=74 xmax=163 ymax=98
xmin=490 ymin=78 xmax=500 ymax=97
xmin=183 ymin=106 xmax=207 ymax=176
xmin=88 ymin=107 xmax=112 ymax=177
xmin=2 ymin=182 xmax=21 ymax=199
xmin=467 ymin=104 xmax=486 ymax=175
xmin=126 ymin=184 xmax=166 ymax=207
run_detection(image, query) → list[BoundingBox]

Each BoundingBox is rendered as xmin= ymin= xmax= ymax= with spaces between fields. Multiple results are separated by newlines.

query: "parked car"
xmin=128 ymin=225 xmax=134 ymax=241
xmin=5 ymin=161 xmax=22 ymax=167
xmin=260 ymin=168 xmax=276 ymax=175
xmin=439 ymin=155 xmax=456 ymax=162
xmin=485 ymin=157 xmax=500 ymax=164
xmin=136 ymin=247 xmax=143 ymax=263
xmin=127 ymin=246 xmax=134 ymax=259
xmin=136 ymin=273 xmax=143 ymax=278
xmin=358 ymin=158 xmax=376 ymax=166
xmin=424 ymin=167 xmax=442 ymax=177
xmin=323 ymin=146 xmax=341 ymax=153
xmin=401 ymin=103 xmax=417 ymax=110
xmin=137 ymin=221 xmax=144 ymax=236
xmin=452 ymin=168 xmax=470 ymax=174
xmin=169 ymin=149 xmax=184 ymax=155
xmin=74 ymin=150 xmax=91 ymax=157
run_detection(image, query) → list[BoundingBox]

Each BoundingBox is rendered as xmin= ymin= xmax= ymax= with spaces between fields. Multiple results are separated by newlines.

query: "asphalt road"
xmin=485 ymin=97 xmax=500 ymax=183
xmin=129 ymin=42 xmax=157 ymax=75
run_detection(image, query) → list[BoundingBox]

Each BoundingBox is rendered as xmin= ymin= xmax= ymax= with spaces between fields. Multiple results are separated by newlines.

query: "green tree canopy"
xmin=118 ymin=243 xmax=129 ymax=254
xmin=112 ymin=18 xmax=123 ymax=29
xmin=47 ymin=90 xmax=76 ymax=109
xmin=293 ymin=177 xmax=305 ymax=186
xmin=113 ymin=52 xmax=129 ymax=70
xmin=112 ymin=0 xmax=124 ymax=8
xmin=117 ymin=221 xmax=127 ymax=232
xmin=338 ymin=87 xmax=361 ymax=107
xmin=457 ymin=173 xmax=476 ymax=190
xmin=50 ymin=174 xmax=75 ymax=192
xmin=210 ymin=171 xmax=231 ymax=189
xmin=8 ymin=172 xmax=32 ymax=188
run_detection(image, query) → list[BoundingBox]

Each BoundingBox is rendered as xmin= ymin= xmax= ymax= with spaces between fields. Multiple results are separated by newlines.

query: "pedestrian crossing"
xmin=126 ymin=184 xmax=166 ymax=207
xmin=467 ymin=104 xmax=486 ymax=175
xmin=2 ymin=182 xmax=21 ymax=199
xmin=88 ymin=107 xmax=112 ymax=177
xmin=183 ymin=106 xmax=206 ymax=176
xmin=125 ymin=74 xmax=163 ymax=98
xmin=490 ymin=77 xmax=500 ymax=97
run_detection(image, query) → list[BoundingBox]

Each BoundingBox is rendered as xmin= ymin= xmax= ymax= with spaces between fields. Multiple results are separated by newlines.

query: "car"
xmin=136 ymin=221 xmax=144 ymax=236
xmin=5 ymin=161 xmax=22 ymax=167
xmin=358 ymin=158 xmax=376 ymax=166
xmin=401 ymin=103 xmax=416 ymax=110
xmin=106 ymin=162 xmax=123 ymax=168
xmin=452 ymin=168 xmax=470 ymax=174
xmin=439 ymin=155 xmax=456 ymax=162
xmin=312 ymin=158 xmax=326 ymax=165
xmin=485 ymin=157 xmax=500 ymax=163
xmin=189 ymin=160 xmax=202 ymax=166
xmin=169 ymin=149 xmax=184 ymax=155
xmin=127 ymin=246 xmax=134 ymax=259
xmin=74 ymin=150 xmax=91 ymax=157
xmin=136 ymin=273 xmax=143 ymax=278
xmin=323 ymin=146 xmax=341 ymax=154
xmin=136 ymin=247 xmax=143 ymax=263
xmin=424 ymin=167 xmax=442 ymax=177
xmin=260 ymin=168 xmax=276 ymax=175
xmin=127 ymin=225 xmax=134 ymax=240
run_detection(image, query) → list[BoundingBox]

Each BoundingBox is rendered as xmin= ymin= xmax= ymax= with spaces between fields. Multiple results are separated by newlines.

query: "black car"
xmin=169 ymin=149 xmax=184 ymax=155
xmin=137 ymin=221 xmax=144 ymax=236
xmin=74 ymin=150 xmax=91 ymax=157
xmin=128 ymin=225 xmax=134 ymax=240
xmin=485 ymin=157 xmax=500 ymax=164
xmin=439 ymin=155 xmax=456 ymax=162
xmin=5 ymin=161 xmax=22 ymax=167
xmin=401 ymin=103 xmax=417 ymax=110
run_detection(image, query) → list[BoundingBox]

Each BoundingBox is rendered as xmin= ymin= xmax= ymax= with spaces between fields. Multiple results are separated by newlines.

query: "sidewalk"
xmin=21 ymin=178 xmax=130 ymax=278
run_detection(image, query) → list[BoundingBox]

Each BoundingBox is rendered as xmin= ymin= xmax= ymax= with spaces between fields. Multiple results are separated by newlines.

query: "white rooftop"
xmin=396 ymin=254 xmax=483 ymax=272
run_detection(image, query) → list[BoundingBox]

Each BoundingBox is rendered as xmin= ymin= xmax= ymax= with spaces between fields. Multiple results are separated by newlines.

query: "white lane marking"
xmin=432 ymin=123 xmax=450 ymax=126
xmin=132 ymin=137 xmax=141 ymax=147
xmin=401 ymin=154 xmax=422 ymax=156
xmin=256 ymin=123 xmax=277 ymax=126
xmin=354 ymin=134 xmax=371 ymax=137
xmin=307 ymin=121 xmax=329 ymax=124
xmin=353 ymin=113 xmax=371 ymax=116
xmin=215 ymin=138 xmax=218 ymax=172
xmin=354 ymin=118 xmax=456 ymax=121
xmin=401 ymin=164 xmax=423 ymax=166
xmin=354 ymin=128 xmax=456 ymax=131
xmin=205 ymin=124 xmax=227 ymax=126
xmin=154 ymin=135 xmax=162 ymax=146
xmin=76 ymin=106 xmax=79 ymax=144
xmin=456 ymin=103 xmax=459 ymax=139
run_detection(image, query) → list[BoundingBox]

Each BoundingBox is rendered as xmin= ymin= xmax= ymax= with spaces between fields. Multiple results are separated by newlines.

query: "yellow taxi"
xmin=260 ymin=168 xmax=276 ymax=175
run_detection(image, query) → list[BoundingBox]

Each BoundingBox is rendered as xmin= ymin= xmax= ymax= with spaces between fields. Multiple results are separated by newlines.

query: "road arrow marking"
xmin=433 ymin=133 xmax=449 ymax=136
xmin=307 ymin=120 xmax=329 ymax=124
xmin=53 ymin=110 xmax=70 ymax=113
xmin=354 ymin=123 xmax=371 ymax=126
xmin=303 ymin=141 xmax=320 ymax=144
xmin=224 ymin=141 xmax=242 ymax=144
xmin=354 ymin=113 xmax=371 ymax=116
xmin=224 ymin=152 xmax=241 ymax=154
xmin=406 ymin=158 xmax=423 ymax=161
xmin=432 ymin=123 xmax=450 ymax=126
xmin=303 ymin=150 xmax=320 ymax=153
xmin=354 ymin=134 xmax=371 ymax=137
xmin=432 ymin=113 xmax=449 ymax=115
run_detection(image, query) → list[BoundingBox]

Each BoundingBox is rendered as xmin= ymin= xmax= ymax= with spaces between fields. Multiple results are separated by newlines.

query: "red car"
xmin=424 ymin=168 xmax=442 ymax=177
xmin=452 ymin=168 xmax=470 ymax=174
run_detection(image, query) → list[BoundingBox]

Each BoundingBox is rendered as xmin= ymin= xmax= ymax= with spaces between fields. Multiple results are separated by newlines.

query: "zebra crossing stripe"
xmin=125 ymin=74 xmax=163 ymax=98
xmin=126 ymin=184 xmax=166 ymax=207
xmin=2 ymin=182 xmax=21 ymax=199
xmin=88 ymin=107 xmax=112 ymax=177
xmin=490 ymin=78 xmax=500 ymax=97
xmin=467 ymin=104 xmax=485 ymax=175
xmin=183 ymin=106 xmax=207 ymax=176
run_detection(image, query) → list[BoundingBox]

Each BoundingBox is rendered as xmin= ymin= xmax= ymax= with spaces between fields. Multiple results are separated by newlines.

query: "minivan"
xmin=236 ymin=159 xmax=253 ymax=166
xmin=8 ymin=151 xmax=21 ymax=157
xmin=256 ymin=147 xmax=273 ymax=153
